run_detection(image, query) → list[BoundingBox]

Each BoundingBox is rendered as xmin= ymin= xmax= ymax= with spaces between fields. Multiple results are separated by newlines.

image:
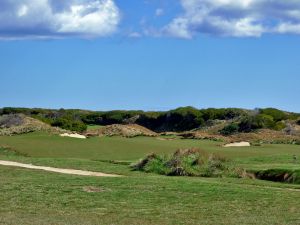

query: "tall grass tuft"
xmin=131 ymin=148 xmax=245 ymax=178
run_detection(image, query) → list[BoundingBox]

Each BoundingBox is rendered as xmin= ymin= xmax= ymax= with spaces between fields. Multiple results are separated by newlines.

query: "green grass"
xmin=0 ymin=132 xmax=300 ymax=224
xmin=0 ymin=160 xmax=300 ymax=225
xmin=86 ymin=125 xmax=104 ymax=131
xmin=1 ymin=132 xmax=299 ymax=161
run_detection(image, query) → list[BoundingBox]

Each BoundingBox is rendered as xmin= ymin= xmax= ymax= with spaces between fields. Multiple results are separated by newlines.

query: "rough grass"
xmin=131 ymin=148 xmax=244 ymax=178
xmin=86 ymin=125 xmax=104 ymax=131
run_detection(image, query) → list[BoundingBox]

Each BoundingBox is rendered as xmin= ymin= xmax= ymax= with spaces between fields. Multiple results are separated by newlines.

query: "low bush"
xmin=273 ymin=121 xmax=286 ymax=131
xmin=131 ymin=148 xmax=244 ymax=178
xmin=51 ymin=118 xmax=87 ymax=132
xmin=259 ymin=108 xmax=288 ymax=122
xmin=219 ymin=123 xmax=239 ymax=136
xmin=238 ymin=114 xmax=285 ymax=132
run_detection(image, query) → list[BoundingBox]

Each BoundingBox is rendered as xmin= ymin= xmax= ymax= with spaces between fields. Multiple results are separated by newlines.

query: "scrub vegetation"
xmin=1 ymin=106 xmax=299 ymax=133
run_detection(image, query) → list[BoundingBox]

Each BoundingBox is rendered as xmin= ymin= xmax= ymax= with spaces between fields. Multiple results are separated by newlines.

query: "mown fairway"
xmin=0 ymin=132 xmax=300 ymax=225
xmin=0 ymin=132 xmax=300 ymax=161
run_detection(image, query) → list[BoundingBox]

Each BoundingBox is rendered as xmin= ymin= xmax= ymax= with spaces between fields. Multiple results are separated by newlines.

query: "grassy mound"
xmin=131 ymin=148 xmax=245 ymax=178
xmin=0 ymin=114 xmax=65 ymax=136
xmin=85 ymin=124 xmax=158 ymax=138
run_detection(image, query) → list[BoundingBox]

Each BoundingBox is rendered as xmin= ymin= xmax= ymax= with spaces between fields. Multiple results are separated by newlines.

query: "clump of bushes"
xmin=51 ymin=118 xmax=86 ymax=133
xmin=219 ymin=123 xmax=239 ymax=136
xmin=131 ymin=148 xmax=244 ymax=178
xmin=237 ymin=114 xmax=286 ymax=133
xmin=259 ymin=108 xmax=287 ymax=122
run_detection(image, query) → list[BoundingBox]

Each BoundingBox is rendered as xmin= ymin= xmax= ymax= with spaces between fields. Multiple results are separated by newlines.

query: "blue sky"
xmin=0 ymin=0 xmax=300 ymax=112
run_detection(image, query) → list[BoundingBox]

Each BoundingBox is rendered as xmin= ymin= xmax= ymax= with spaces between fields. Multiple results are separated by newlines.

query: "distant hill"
xmin=0 ymin=107 xmax=299 ymax=141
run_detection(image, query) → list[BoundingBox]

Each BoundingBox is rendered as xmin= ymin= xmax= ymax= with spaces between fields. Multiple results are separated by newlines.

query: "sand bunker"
xmin=224 ymin=142 xmax=251 ymax=147
xmin=60 ymin=133 xmax=86 ymax=139
xmin=0 ymin=160 xmax=122 ymax=177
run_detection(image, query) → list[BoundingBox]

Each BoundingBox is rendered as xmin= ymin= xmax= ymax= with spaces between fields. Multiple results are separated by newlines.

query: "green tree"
xmin=259 ymin=108 xmax=287 ymax=122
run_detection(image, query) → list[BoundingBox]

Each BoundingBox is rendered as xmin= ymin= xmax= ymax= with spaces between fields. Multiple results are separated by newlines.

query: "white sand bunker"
xmin=60 ymin=133 xmax=86 ymax=139
xmin=224 ymin=142 xmax=251 ymax=147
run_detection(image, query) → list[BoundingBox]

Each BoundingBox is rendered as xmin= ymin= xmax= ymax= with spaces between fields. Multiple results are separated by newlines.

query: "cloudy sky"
xmin=1 ymin=0 xmax=300 ymax=111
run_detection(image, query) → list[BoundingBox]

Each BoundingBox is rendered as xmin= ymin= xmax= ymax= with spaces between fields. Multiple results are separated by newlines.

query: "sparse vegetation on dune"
xmin=2 ymin=107 xmax=299 ymax=135
xmin=1 ymin=106 xmax=300 ymax=146
xmin=85 ymin=124 xmax=158 ymax=138
xmin=0 ymin=114 xmax=65 ymax=136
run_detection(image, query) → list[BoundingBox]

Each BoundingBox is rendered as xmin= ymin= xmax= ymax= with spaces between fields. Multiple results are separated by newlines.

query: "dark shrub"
xmin=51 ymin=118 xmax=87 ymax=132
xmin=256 ymin=114 xmax=276 ymax=129
xmin=137 ymin=107 xmax=205 ymax=132
xmin=201 ymin=108 xmax=245 ymax=121
xmin=219 ymin=123 xmax=239 ymax=136
xmin=273 ymin=121 xmax=286 ymax=131
xmin=164 ymin=107 xmax=205 ymax=131
xmin=238 ymin=116 xmax=260 ymax=132
xmin=238 ymin=114 xmax=279 ymax=132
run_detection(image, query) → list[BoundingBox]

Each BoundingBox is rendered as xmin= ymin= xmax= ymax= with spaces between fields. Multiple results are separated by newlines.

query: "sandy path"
xmin=0 ymin=160 xmax=122 ymax=177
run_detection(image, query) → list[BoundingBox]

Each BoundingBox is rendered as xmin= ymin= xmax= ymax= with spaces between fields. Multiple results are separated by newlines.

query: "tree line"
xmin=0 ymin=107 xmax=298 ymax=133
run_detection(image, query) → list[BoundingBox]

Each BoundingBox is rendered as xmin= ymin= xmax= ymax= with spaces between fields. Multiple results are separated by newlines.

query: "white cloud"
xmin=163 ymin=0 xmax=300 ymax=38
xmin=128 ymin=32 xmax=142 ymax=38
xmin=155 ymin=8 xmax=164 ymax=17
xmin=0 ymin=0 xmax=120 ymax=39
xmin=276 ymin=23 xmax=300 ymax=34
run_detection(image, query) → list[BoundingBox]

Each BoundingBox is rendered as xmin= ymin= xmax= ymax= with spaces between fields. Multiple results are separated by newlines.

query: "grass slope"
xmin=0 ymin=132 xmax=299 ymax=161
xmin=0 ymin=132 xmax=300 ymax=225
xmin=0 ymin=159 xmax=300 ymax=225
